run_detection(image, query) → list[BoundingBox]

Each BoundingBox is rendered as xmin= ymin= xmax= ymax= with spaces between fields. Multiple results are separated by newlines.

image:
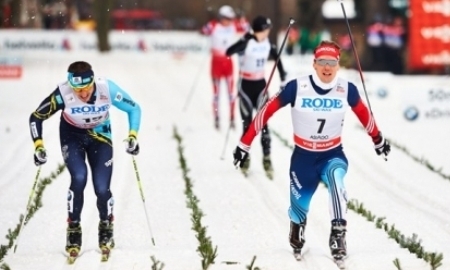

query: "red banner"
xmin=0 ymin=65 xmax=22 ymax=79
xmin=408 ymin=0 xmax=450 ymax=70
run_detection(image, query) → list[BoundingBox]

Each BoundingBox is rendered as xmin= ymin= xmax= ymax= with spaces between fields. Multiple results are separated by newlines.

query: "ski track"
xmin=0 ymin=53 xmax=448 ymax=269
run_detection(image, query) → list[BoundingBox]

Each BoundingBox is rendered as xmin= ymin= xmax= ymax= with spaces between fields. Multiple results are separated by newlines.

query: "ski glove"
xmin=373 ymin=133 xmax=391 ymax=157
xmin=125 ymin=135 xmax=140 ymax=155
xmin=34 ymin=147 xmax=47 ymax=166
xmin=233 ymin=145 xmax=249 ymax=168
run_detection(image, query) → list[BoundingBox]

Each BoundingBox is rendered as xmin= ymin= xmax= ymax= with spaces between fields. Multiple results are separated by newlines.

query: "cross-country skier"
xmin=232 ymin=41 xmax=391 ymax=262
xmin=28 ymin=61 xmax=141 ymax=258
xmin=201 ymin=5 xmax=249 ymax=129
xmin=226 ymin=15 xmax=286 ymax=177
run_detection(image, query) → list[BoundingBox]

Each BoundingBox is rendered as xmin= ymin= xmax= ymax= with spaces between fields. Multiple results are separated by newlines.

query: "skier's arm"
xmin=29 ymin=88 xmax=65 ymax=148
xmin=269 ymin=44 xmax=286 ymax=81
xmin=108 ymin=80 xmax=141 ymax=137
xmin=226 ymin=33 xmax=253 ymax=56
xmin=201 ymin=21 xmax=214 ymax=35
xmin=348 ymin=82 xmax=380 ymax=140
xmin=239 ymin=80 xmax=297 ymax=150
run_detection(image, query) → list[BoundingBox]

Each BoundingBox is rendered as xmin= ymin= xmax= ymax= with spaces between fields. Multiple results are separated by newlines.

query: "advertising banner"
xmin=0 ymin=30 xmax=210 ymax=55
xmin=408 ymin=0 xmax=450 ymax=69
xmin=399 ymin=77 xmax=450 ymax=122
xmin=0 ymin=56 xmax=22 ymax=79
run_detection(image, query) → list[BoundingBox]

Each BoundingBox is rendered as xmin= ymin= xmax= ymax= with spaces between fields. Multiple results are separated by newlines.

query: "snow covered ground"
xmin=0 ymin=51 xmax=449 ymax=270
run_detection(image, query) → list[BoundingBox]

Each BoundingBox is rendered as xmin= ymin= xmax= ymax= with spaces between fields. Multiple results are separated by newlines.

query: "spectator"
xmin=383 ymin=16 xmax=406 ymax=74
xmin=286 ymin=25 xmax=299 ymax=55
xmin=366 ymin=14 xmax=386 ymax=71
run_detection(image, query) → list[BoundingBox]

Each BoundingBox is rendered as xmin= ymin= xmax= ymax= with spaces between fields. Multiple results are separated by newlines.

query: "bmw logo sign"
xmin=377 ymin=88 xmax=388 ymax=98
xmin=404 ymin=106 xmax=419 ymax=121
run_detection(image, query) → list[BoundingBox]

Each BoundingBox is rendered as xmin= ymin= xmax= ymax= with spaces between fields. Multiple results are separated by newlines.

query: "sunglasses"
xmin=71 ymin=81 xmax=94 ymax=92
xmin=315 ymin=59 xmax=339 ymax=67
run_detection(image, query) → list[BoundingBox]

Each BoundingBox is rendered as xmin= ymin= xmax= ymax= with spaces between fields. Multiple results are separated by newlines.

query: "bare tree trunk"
xmin=269 ymin=0 xmax=281 ymax=46
xmin=297 ymin=0 xmax=326 ymax=30
xmin=94 ymin=0 xmax=113 ymax=52
xmin=3 ymin=0 xmax=21 ymax=27
xmin=360 ymin=0 xmax=389 ymax=25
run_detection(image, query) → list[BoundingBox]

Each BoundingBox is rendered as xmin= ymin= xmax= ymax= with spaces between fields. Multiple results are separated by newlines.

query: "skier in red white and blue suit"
xmin=232 ymin=41 xmax=391 ymax=261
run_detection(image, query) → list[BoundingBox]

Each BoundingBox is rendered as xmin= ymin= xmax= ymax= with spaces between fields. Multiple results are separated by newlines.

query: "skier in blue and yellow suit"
xmin=28 ymin=61 xmax=141 ymax=254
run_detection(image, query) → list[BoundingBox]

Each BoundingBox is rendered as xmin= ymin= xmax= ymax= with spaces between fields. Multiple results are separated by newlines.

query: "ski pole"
xmin=219 ymin=18 xmax=296 ymax=160
xmin=14 ymin=166 xmax=42 ymax=253
xmin=337 ymin=0 xmax=372 ymax=115
xmin=259 ymin=18 xmax=296 ymax=100
xmin=182 ymin=41 xmax=210 ymax=112
xmin=132 ymin=156 xmax=156 ymax=246
xmin=337 ymin=0 xmax=387 ymax=161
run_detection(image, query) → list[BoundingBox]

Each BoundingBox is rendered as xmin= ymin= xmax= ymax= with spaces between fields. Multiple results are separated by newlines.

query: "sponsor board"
xmin=0 ymin=30 xmax=210 ymax=54
xmin=399 ymin=76 xmax=450 ymax=121
xmin=409 ymin=0 xmax=450 ymax=69
xmin=0 ymin=55 xmax=22 ymax=79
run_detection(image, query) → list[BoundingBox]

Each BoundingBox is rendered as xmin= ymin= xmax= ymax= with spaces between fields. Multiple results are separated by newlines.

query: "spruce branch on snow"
xmin=246 ymin=256 xmax=261 ymax=270
xmin=150 ymin=255 xmax=165 ymax=270
xmin=173 ymin=126 xmax=218 ymax=269
xmin=348 ymin=199 xmax=444 ymax=269
xmin=0 ymin=164 xmax=66 ymax=265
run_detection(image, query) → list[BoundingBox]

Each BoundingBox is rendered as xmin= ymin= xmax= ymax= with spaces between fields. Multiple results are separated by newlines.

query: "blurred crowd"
xmin=1 ymin=1 xmax=408 ymax=74
xmin=284 ymin=14 xmax=406 ymax=74
xmin=365 ymin=15 xmax=406 ymax=74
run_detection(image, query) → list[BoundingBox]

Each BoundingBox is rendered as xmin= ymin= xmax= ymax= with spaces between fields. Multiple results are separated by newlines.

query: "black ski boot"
xmin=98 ymin=218 xmax=115 ymax=249
xmin=289 ymin=220 xmax=306 ymax=260
xmin=214 ymin=116 xmax=220 ymax=130
xmin=329 ymin=219 xmax=347 ymax=260
xmin=241 ymin=155 xmax=250 ymax=176
xmin=262 ymin=155 xmax=273 ymax=179
xmin=66 ymin=221 xmax=82 ymax=253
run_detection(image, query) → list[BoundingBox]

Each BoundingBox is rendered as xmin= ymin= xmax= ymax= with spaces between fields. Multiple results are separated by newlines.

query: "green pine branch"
xmin=0 ymin=164 xmax=66 ymax=266
xmin=150 ymin=255 xmax=165 ymax=270
xmin=173 ymin=126 xmax=218 ymax=270
xmin=246 ymin=256 xmax=261 ymax=270
xmin=354 ymin=125 xmax=450 ymax=182
xmin=348 ymin=199 xmax=443 ymax=270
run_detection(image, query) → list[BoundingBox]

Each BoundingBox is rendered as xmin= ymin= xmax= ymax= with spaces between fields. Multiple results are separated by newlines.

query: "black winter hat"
xmin=252 ymin=16 xmax=272 ymax=32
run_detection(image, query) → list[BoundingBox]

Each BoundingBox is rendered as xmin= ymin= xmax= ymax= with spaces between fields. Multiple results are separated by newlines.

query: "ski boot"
xmin=99 ymin=218 xmax=115 ymax=248
xmin=66 ymin=221 xmax=82 ymax=263
xmin=99 ymin=217 xmax=115 ymax=261
xmin=240 ymin=156 xmax=250 ymax=177
xmin=329 ymin=219 xmax=347 ymax=261
xmin=229 ymin=117 xmax=236 ymax=130
xmin=262 ymin=155 xmax=274 ymax=180
xmin=214 ymin=116 xmax=220 ymax=130
xmin=289 ymin=220 xmax=306 ymax=260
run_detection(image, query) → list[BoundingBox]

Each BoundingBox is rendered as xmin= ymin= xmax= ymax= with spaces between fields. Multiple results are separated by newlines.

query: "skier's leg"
xmin=86 ymin=137 xmax=114 ymax=248
xmin=288 ymin=150 xmax=321 ymax=251
xmin=224 ymin=58 xmax=235 ymax=125
xmin=255 ymin=87 xmax=271 ymax=158
xmin=211 ymin=57 xmax=221 ymax=128
xmin=60 ymin=131 xmax=87 ymax=250
xmin=320 ymin=156 xmax=348 ymax=222
xmin=86 ymin=138 xmax=113 ymax=222
xmin=320 ymin=156 xmax=348 ymax=259
xmin=61 ymin=133 xmax=88 ymax=223
xmin=238 ymin=81 xmax=254 ymax=171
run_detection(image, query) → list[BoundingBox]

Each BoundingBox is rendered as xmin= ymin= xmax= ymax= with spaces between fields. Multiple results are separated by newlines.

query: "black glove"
xmin=373 ymin=133 xmax=391 ymax=158
xmin=233 ymin=146 xmax=249 ymax=168
xmin=243 ymin=32 xmax=253 ymax=41
xmin=34 ymin=147 xmax=47 ymax=166
xmin=125 ymin=135 xmax=140 ymax=155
